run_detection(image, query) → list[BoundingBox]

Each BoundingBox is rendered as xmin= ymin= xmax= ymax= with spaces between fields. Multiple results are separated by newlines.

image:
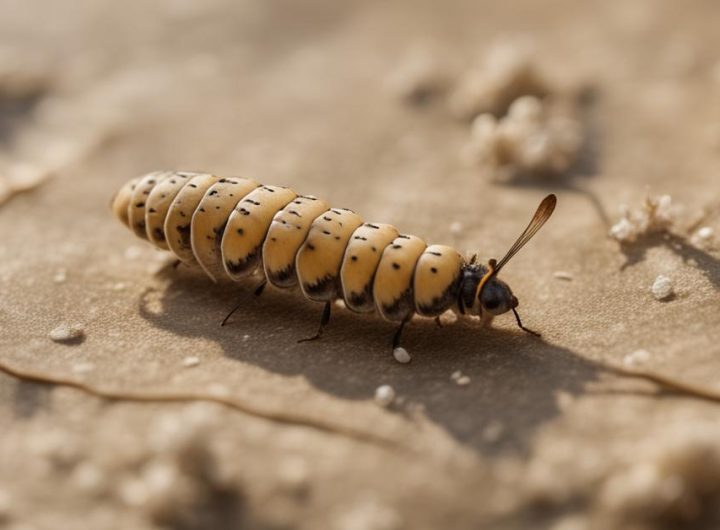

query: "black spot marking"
xmin=229 ymin=193 xmax=234 ymax=197
xmin=354 ymin=236 xmax=367 ymax=241
xmin=176 ymin=224 xmax=191 ymax=246
xmin=153 ymin=228 xmax=165 ymax=241
xmin=160 ymin=194 xmax=167 ymax=199
xmin=281 ymin=220 xmax=287 ymax=225
xmin=431 ymin=267 xmax=438 ymax=273
xmin=237 ymin=228 xmax=244 ymax=235
xmin=270 ymin=237 xmax=277 ymax=242
xmin=288 ymin=210 xmax=301 ymax=217
xmin=189 ymin=184 xmax=197 ymax=188
xmin=148 ymin=208 xmax=156 ymax=213
xmin=323 ymin=216 xmax=332 ymax=221
xmin=335 ymin=236 xmax=340 ymax=240
xmin=169 ymin=179 xmax=177 ymax=184
xmin=322 ymin=230 xmax=331 ymax=235
xmin=209 ymin=190 xmax=218 ymax=196
xmin=398 ymin=234 xmax=410 ymax=239
xmin=307 ymin=243 xmax=315 ymax=251
xmin=206 ymin=235 xmax=213 ymax=240
xmin=294 ymin=201 xmax=302 ymax=205
xmin=238 ymin=208 xmax=250 ymax=216
xmin=143 ymin=190 xmax=150 ymax=195
xmin=215 ymin=205 xmax=220 ymax=210
xmin=244 ymin=199 xmax=260 ymax=205
xmin=330 ymin=209 xmax=342 ymax=216
xmin=428 ymin=251 xmax=442 ymax=256
xmin=365 ymin=223 xmax=379 ymax=229
xmin=147 ymin=180 xmax=155 ymax=184
xmin=392 ymin=244 xmax=402 ymax=249
xmin=219 ymin=178 xmax=227 ymax=183
xmin=372 ymin=246 xmax=377 ymax=252
xmin=262 ymin=186 xmax=275 ymax=192
xmin=135 ymin=202 xmax=145 ymax=208
xmin=392 ymin=263 xmax=400 ymax=270
xmin=179 ymin=211 xmax=186 ymax=218
xmin=351 ymin=255 xmax=358 ymax=261
xmin=198 ymin=207 xmax=206 ymax=213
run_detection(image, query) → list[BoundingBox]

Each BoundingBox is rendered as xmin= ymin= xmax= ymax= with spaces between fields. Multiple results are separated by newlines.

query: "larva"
xmin=112 ymin=170 xmax=556 ymax=352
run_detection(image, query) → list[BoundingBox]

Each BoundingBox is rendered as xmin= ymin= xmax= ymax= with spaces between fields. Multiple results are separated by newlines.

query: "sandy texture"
xmin=1 ymin=1 xmax=720 ymax=529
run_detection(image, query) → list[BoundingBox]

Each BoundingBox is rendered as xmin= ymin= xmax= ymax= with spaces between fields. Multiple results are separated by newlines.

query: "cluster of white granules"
xmin=609 ymin=194 xmax=676 ymax=243
xmin=464 ymin=96 xmax=583 ymax=180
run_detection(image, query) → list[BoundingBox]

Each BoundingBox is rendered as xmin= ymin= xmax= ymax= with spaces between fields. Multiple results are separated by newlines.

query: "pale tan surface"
xmin=1 ymin=1 xmax=720 ymax=529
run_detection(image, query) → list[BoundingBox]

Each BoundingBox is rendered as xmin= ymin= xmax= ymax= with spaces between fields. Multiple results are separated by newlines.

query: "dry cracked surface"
xmin=1 ymin=1 xmax=720 ymax=529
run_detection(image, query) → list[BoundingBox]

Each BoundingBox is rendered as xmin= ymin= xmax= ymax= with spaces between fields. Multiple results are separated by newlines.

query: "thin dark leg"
xmin=221 ymin=279 xmax=267 ymax=327
xmin=298 ymin=301 xmax=332 ymax=343
xmin=254 ymin=279 xmax=267 ymax=297
xmin=512 ymin=308 xmax=540 ymax=337
xmin=392 ymin=317 xmax=410 ymax=350
xmin=434 ymin=316 xmax=443 ymax=328
xmin=172 ymin=259 xmax=182 ymax=270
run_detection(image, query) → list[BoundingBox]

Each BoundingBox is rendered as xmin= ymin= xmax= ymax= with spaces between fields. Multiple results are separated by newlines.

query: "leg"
xmin=392 ymin=316 xmax=411 ymax=350
xmin=298 ymin=301 xmax=332 ymax=343
xmin=220 ymin=279 xmax=268 ymax=327
xmin=512 ymin=308 xmax=540 ymax=337
xmin=434 ymin=316 xmax=443 ymax=328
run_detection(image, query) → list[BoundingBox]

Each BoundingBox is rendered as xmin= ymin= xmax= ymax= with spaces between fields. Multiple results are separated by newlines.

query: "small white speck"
xmin=697 ymin=226 xmax=714 ymax=240
xmin=449 ymin=221 xmax=463 ymax=235
xmin=72 ymin=362 xmax=94 ymax=374
xmin=242 ymin=334 xmax=250 ymax=341
xmin=553 ymin=271 xmax=573 ymax=281
xmin=450 ymin=370 xmax=462 ymax=381
xmin=334 ymin=299 xmax=346 ymax=309
xmin=53 ymin=268 xmax=67 ymax=283
xmin=374 ymin=385 xmax=396 ymax=407
xmin=624 ymin=349 xmax=652 ymax=366
xmin=456 ymin=375 xmax=471 ymax=386
xmin=182 ymin=356 xmax=200 ymax=368
xmin=49 ymin=324 xmax=84 ymax=343
xmin=112 ymin=282 xmax=128 ymax=291
xmin=651 ymin=275 xmax=674 ymax=300
xmin=392 ymin=347 xmax=411 ymax=364
xmin=438 ymin=310 xmax=458 ymax=326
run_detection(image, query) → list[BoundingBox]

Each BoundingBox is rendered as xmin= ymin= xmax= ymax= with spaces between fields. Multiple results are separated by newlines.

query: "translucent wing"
xmin=495 ymin=194 xmax=557 ymax=272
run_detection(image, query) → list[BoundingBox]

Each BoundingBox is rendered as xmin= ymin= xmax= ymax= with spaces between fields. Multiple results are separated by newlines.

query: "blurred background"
xmin=1 ymin=1 xmax=720 ymax=529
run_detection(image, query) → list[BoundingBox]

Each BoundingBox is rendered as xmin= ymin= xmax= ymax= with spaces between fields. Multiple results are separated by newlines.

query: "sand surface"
xmin=1 ymin=1 xmax=720 ymax=529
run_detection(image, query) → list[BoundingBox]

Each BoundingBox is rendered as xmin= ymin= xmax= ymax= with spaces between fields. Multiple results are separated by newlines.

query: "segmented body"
xmin=112 ymin=171 xmax=469 ymax=322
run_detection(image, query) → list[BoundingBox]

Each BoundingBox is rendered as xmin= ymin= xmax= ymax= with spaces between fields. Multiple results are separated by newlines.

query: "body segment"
xmin=221 ymin=185 xmax=296 ymax=280
xmin=373 ymin=234 xmax=427 ymax=322
xmin=413 ymin=245 xmax=465 ymax=316
xmin=340 ymin=223 xmax=399 ymax=313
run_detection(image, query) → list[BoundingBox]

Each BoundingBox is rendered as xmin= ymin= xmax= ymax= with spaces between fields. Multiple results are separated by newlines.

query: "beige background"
xmin=1 ymin=1 xmax=719 ymax=528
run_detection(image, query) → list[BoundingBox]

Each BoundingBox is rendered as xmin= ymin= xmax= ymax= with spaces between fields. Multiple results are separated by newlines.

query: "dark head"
xmin=479 ymin=276 xmax=518 ymax=316
xmin=458 ymin=194 xmax=556 ymax=333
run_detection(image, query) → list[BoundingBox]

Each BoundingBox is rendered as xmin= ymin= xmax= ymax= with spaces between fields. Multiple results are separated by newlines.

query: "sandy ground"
xmin=1 ymin=1 xmax=720 ymax=529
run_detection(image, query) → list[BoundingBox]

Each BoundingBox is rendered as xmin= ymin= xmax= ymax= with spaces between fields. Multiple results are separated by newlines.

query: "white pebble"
xmin=53 ymin=268 xmax=67 ymax=283
xmin=49 ymin=324 xmax=84 ymax=343
xmin=624 ymin=349 xmax=652 ymax=366
xmin=242 ymin=334 xmax=250 ymax=341
xmin=374 ymin=385 xmax=396 ymax=407
xmin=651 ymin=275 xmax=674 ymax=300
xmin=111 ymin=282 xmax=128 ymax=291
xmin=553 ymin=271 xmax=573 ymax=281
xmin=182 ymin=356 xmax=200 ymax=368
xmin=438 ymin=310 xmax=458 ymax=326
xmin=696 ymin=226 xmax=714 ymax=241
xmin=450 ymin=370 xmax=462 ymax=381
xmin=123 ymin=246 xmax=143 ymax=260
xmin=392 ymin=347 xmax=411 ymax=364
xmin=449 ymin=221 xmax=464 ymax=235
xmin=334 ymin=299 xmax=347 ymax=309
xmin=456 ymin=375 xmax=471 ymax=386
